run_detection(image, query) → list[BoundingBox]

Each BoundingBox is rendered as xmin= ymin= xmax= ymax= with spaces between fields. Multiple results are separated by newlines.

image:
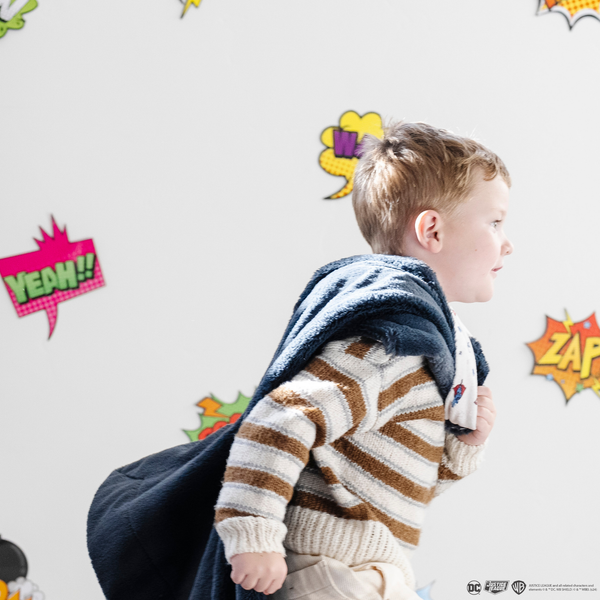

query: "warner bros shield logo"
xmin=512 ymin=581 xmax=526 ymax=595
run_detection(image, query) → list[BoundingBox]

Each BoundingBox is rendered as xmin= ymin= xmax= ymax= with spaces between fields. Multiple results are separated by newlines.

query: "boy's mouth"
xmin=492 ymin=267 xmax=503 ymax=272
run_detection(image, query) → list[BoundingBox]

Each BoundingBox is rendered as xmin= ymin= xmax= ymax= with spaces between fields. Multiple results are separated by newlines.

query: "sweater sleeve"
xmin=214 ymin=337 xmax=383 ymax=562
xmin=433 ymin=433 xmax=487 ymax=497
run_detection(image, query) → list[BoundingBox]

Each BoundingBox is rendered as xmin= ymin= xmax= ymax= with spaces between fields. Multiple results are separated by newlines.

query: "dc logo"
xmin=468 ymin=581 xmax=482 ymax=595
xmin=512 ymin=581 xmax=526 ymax=595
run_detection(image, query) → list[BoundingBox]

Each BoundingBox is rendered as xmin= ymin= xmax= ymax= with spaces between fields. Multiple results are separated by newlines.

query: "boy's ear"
xmin=414 ymin=210 xmax=443 ymax=254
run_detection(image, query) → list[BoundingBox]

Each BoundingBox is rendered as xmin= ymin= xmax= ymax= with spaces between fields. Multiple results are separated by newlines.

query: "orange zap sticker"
xmin=526 ymin=310 xmax=600 ymax=402
xmin=537 ymin=0 xmax=600 ymax=28
xmin=319 ymin=111 xmax=383 ymax=200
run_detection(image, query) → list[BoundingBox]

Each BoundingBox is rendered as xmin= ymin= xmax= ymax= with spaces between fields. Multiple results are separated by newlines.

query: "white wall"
xmin=1 ymin=1 xmax=599 ymax=598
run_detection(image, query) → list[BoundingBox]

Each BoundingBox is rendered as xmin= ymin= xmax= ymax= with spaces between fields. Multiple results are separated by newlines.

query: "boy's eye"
xmin=491 ymin=220 xmax=501 ymax=228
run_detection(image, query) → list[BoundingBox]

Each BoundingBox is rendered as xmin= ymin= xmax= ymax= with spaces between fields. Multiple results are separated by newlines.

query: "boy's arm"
xmin=433 ymin=433 xmax=487 ymax=497
xmin=214 ymin=338 xmax=382 ymax=562
xmin=434 ymin=386 xmax=496 ymax=497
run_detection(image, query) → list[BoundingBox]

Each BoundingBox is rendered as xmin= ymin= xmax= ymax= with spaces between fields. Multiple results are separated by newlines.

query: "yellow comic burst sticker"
xmin=319 ymin=111 xmax=383 ymax=200
xmin=537 ymin=0 xmax=600 ymax=28
xmin=180 ymin=0 xmax=202 ymax=18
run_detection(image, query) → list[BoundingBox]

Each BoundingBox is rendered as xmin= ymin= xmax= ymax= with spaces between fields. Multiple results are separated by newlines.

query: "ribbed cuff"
xmin=444 ymin=434 xmax=487 ymax=477
xmin=215 ymin=516 xmax=288 ymax=563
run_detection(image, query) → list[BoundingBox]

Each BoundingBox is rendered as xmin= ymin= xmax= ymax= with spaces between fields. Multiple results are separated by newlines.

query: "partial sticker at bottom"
xmin=0 ymin=535 xmax=44 ymax=600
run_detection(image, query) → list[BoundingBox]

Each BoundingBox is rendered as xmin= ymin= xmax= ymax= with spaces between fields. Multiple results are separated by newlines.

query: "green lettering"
xmin=55 ymin=261 xmax=78 ymax=290
xmin=3 ymin=272 xmax=28 ymax=303
xmin=41 ymin=266 xmax=58 ymax=296
xmin=85 ymin=253 xmax=96 ymax=279
xmin=24 ymin=271 xmax=44 ymax=299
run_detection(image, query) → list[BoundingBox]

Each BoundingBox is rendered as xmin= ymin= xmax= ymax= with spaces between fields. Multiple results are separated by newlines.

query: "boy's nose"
xmin=503 ymin=237 xmax=514 ymax=255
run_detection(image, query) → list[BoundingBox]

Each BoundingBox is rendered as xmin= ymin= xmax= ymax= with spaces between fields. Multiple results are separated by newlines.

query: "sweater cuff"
xmin=444 ymin=434 xmax=487 ymax=477
xmin=215 ymin=516 xmax=288 ymax=563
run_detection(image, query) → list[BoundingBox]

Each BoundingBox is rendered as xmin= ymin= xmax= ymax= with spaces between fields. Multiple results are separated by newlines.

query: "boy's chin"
xmin=453 ymin=286 xmax=494 ymax=303
xmin=476 ymin=286 xmax=495 ymax=303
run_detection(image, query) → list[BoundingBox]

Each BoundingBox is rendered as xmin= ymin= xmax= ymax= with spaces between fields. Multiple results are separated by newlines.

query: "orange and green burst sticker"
xmin=537 ymin=0 xmax=600 ymax=28
xmin=0 ymin=0 xmax=37 ymax=39
xmin=526 ymin=310 xmax=600 ymax=402
xmin=184 ymin=392 xmax=251 ymax=441
xmin=319 ymin=111 xmax=383 ymax=200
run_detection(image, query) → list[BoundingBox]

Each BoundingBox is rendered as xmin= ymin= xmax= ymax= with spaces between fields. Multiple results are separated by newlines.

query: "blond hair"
xmin=353 ymin=121 xmax=511 ymax=255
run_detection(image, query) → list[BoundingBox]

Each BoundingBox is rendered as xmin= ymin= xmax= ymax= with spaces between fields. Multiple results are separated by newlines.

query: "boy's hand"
xmin=230 ymin=552 xmax=287 ymax=595
xmin=456 ymin=386 xmax=496 ymax=446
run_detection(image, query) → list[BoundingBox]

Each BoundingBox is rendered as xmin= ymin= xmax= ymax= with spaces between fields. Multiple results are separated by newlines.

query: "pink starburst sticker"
xmin=0 ymin=218 xmax=105 ymax=338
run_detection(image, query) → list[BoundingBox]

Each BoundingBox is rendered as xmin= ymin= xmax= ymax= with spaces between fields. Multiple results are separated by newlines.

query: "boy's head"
xmin=353 ymin=121 xmax=513 ymax=303
xmin=353 ymin=120 xmax=510 ymax=255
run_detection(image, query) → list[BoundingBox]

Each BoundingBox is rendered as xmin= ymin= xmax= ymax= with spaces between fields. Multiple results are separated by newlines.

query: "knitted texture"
xmin=86 ymin=254 xmax=490 ymax=600
xmin=215 ymin=338 xmax=485 ymax=588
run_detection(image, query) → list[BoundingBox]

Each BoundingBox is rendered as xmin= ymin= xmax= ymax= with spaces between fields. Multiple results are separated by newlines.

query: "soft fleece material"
xmin=87 ymin=254 xmax=489 ymax=600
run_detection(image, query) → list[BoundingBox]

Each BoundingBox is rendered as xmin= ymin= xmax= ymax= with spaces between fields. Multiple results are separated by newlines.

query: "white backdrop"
xmin=2 ymin=1 xmax=599 ymax=598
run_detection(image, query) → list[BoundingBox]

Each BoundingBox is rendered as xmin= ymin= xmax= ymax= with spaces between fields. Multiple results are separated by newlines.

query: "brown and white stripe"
xmin=214 ymin=336 xmax=486 ymax=571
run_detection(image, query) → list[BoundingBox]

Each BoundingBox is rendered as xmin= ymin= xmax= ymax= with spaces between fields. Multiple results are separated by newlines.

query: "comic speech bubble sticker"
xmin=319 ymin=111 xmax=383 ymax=200
xmin=0 ymin=0 xmax=37 ymax=39
xmin=526 ymin=310 xmax=600 ymax=402
xmin=0 ymin=218 xmax=105 ymax=339
xmin=537 ymin=0 xmax=600 ymax=29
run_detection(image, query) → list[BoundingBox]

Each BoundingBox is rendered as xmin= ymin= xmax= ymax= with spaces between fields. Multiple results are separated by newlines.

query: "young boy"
xmin=213 ymin=121 xmax=513 ymax=599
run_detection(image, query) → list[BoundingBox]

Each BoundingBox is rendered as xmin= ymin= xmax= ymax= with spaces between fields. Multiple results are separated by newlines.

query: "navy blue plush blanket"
xmin=87 ymin=254 xmax=489 ymax=600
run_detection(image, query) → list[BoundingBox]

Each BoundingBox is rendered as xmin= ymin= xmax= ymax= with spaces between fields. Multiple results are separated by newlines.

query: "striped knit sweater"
xmin=214 ymin=336 xmax=485 ymax=588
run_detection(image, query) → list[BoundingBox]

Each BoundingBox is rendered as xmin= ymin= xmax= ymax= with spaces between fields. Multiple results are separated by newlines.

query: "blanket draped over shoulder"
xmin=87 ymin=254 xmax=489 ymax=600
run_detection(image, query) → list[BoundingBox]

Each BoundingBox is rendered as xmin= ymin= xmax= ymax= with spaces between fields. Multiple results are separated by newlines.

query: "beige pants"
xmin=271 ymin=550 xmax=421 ymax=600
